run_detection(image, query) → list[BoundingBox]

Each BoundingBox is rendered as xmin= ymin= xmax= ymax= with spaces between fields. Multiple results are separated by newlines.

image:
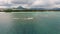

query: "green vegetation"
xmin=4 ymin=9 xmax=60 ymax=12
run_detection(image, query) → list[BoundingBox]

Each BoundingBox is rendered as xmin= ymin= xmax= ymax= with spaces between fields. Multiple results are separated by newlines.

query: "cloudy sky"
xmin=0 ymin=0 xmax=60 ymax=8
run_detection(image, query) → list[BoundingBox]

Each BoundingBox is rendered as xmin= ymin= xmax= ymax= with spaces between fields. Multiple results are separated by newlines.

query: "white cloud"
xmin=0 ymin=0 xmax=12 ymax=4
xmin=31 ymin=0 xmax=45 ymax=5
xmin=0 ymin=0 xmax=12 ymax=8
xmin=0 ymin=0 xmax=60 ymax=8
xmin=29 ymin=0 xmax=60 ymax=8
xmin=0 ymin=0 xmax=32 ymax=8
xmin=0 ymin=6 xmax=8 ymax=8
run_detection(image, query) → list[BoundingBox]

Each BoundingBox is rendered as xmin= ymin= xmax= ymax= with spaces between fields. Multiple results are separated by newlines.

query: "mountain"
xmin=16 ymin=6 xmax=26 ymax=10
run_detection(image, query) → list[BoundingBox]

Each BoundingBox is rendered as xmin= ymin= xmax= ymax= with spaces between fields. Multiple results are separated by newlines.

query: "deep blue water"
xmin=0 ymin=12 xmax=60 ymax=34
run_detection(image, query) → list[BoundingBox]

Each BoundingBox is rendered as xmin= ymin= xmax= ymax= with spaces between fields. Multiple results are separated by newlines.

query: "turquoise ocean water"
xmin=0 ymin=12 xmax=60 ymax=34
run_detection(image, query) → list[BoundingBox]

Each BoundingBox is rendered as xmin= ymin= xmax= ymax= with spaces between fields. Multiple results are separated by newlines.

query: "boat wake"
xmin=12 ymin=17 xmax=33 ymax=20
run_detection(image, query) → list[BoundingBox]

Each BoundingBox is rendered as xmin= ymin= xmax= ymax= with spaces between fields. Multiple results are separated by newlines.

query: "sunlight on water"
xmin=0 ymin=12 xmax=12 ymax=23
xmin=0 ymin=12 xmax=13 ymax=34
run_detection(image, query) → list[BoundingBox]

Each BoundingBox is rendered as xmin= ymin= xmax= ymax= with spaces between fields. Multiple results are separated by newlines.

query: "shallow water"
xmin=0 ymin=12 xmax=60 ymax=34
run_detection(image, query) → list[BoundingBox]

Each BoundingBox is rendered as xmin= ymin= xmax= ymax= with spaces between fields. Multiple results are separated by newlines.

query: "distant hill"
xmin=15 ymin=6 xmax=60 ymax=10
xmin=51 ymin=8 xmax=60 ymax=10
xmin=29 ymin=8 xmax=47 ymax=10
xmin=29 ymin=8 xmax=60 ymax=10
